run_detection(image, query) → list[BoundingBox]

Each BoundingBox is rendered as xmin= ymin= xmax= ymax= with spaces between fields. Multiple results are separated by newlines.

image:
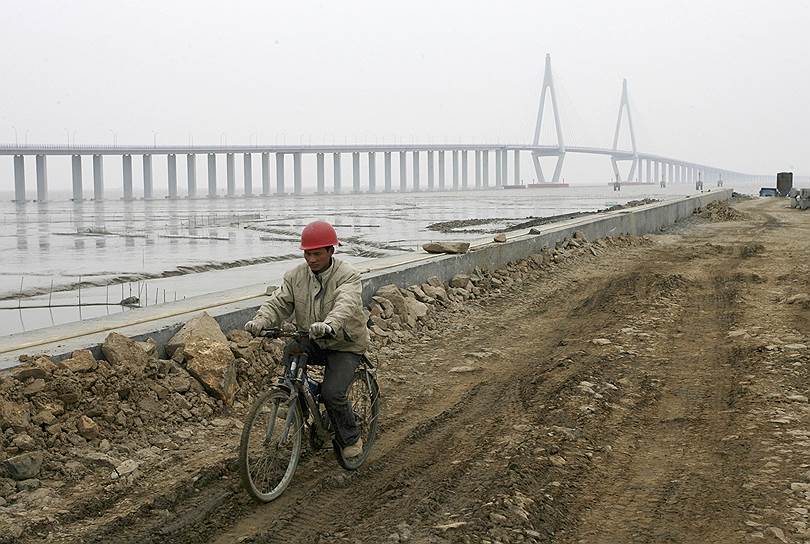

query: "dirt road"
xmin=12 ymin=197 xmax=810 ymax=543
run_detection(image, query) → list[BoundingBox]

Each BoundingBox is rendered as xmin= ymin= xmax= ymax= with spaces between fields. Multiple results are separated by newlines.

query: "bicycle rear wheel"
xmin=335 ymin=369 xmax=380 ymax=470
xmin=239 ymin=389 xmax=303 ymax=502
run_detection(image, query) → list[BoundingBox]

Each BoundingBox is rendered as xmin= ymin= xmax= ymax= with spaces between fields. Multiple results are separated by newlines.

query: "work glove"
xmin=244 ymin=319 xmax=265 ymax=336
xmin=309 ymin=321 xmax=333 ymax=339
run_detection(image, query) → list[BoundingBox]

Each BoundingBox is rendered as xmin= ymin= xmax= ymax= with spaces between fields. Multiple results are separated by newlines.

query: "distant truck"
xmin=777 ymin=172 xmax=793 ymax=196
xmin=759 ymin=187 xmax=780 ymax=197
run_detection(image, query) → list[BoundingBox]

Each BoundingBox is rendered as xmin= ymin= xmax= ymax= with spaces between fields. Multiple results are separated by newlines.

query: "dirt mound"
xmin=697 ymin=200 xmax=748 ymax=222
xmin=573 ymin=270 xmax=687 ymax=315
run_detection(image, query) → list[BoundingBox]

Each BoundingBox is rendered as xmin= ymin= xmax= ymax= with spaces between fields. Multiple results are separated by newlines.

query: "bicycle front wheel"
xmin=239 ymin=389 xmax=303 ymax=502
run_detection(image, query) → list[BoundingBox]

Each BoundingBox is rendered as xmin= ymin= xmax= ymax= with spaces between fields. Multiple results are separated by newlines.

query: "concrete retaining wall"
xmin=0 ymin=189 xmax=732 ymax=369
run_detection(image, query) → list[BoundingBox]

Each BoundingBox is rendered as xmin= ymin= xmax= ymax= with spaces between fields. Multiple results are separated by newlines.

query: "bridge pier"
xmin=92 ymin=154 xmax=104 ymax=201
xmin=452 ymin=150 xmax=459 ymax=190
xmin=168 ymin=154 xmax=178 ymax=198
xmin=35 ymin=154 xmax=48 ymax=202
xmin=352 ymin=152 xmax=361 ymax=193
xmin=502 ymin=149 xmax=508 ymax=185
xmin=72 ymin=155 xmax=83 ymax=201
xmin=316 ymin=153 xmax=325 ymax=193
xmin=276 ymin=153 xmax=285 ymax=194
xmin=368 ymin=152 xmax=376 ymax=193
xmin=13 ymin=155 xmax=25 ymax=202
xmin=186 ymin=154 xmax=196 ymax=198
xmin=226 ymin=153 xmax=235 ymax=196
xmin=427 ymin=150 xmax=435 ymax=190
xmin=482 ymin=150 xmax=489 ymax=187
xmin=333 ymin=153 xmax=342 ymax=193
xmin=399 ymin=151 xmax=407 ymax=192
xmin=123 ymin=154 xmax=134 ymax=200
xmin=243 ymin=153 xmax=252 ymax=196
xmin=413 ymin=151 xmax=420 ymax=191
xmin=384 ymin=152 xmax=392 ymax=192
xmin=495 ymin=149 xmax=503 ymax=187
xmin=207 ymin=153 xmax=217 ymax=197
xmin=261 ymin=153 xmax=270 ymax=195
xmin=143 ymin=154 xmax=153 ymax=199
xmin=438 ymin=151 xmax=445 ymax=190
xmin=474 ymin=150 xmax=481 ymax=188
xmin=514 ymin=150 xmax=520 ymax=184
xmin=654 ymin=161 xmax=660 ymax=185
xmin=646 ymin=159 xmax=651 ymax=184
xmin=293 ymin=152 xmax=302 ymax=194
xmin=461 ymin=150 xmax=468 ymax=189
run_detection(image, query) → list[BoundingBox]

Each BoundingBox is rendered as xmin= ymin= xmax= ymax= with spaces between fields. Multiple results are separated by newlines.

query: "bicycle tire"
xmin=334 ymin=369 xmax=380 ymax=471
xmin=239 ymin=388 xmax=303 ymax=502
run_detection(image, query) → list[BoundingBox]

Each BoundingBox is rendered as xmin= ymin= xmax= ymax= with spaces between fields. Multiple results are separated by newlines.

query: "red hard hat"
xmin=300 ymin=220 xmax=339 ymax=250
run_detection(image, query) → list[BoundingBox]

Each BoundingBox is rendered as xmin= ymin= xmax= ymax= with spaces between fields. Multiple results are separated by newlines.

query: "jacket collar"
xmin=309 ymin=257 xmax=338 ymax=285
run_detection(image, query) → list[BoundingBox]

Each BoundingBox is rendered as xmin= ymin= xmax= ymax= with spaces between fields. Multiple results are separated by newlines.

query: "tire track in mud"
xmin=556 ymin=220 xmax=764 ymax=543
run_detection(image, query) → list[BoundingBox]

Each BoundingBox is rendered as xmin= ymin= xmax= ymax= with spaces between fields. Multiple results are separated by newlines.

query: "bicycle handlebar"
xmin=258 ymin=327 xmax=309 ymax=339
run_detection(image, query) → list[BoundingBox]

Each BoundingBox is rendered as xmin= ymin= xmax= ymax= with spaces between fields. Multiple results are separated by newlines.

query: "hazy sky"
xmin=2 ymin=0 xmax=809 ymax=188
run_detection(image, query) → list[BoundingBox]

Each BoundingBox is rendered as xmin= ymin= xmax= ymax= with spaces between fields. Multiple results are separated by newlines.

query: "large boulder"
xmin=371 ymin=296 xmax=395 ymax=319
xmin=2 ymin=451 xmax=44 ymax=480
xmin=0 ymin=399 xmax=30 ymax=432
xmin=8 ymin=357 xmax=56 ymax=382
xmin=59 ymin=350 xmax=98 ymax=373
xmin=450 ymin=274 xmax=473 ymax=289
xmin=181 ymin=338 xmax=238 ymax=405
xmin=421 ymin=283 xmax=448 ymax=301
xmin=166 ymin=312 xmax=228 ymax=357
xmin=403 ymin=298 xmax=429 ymax=319
xmin=374 ymin=285 xmax=410 ymax=318
xmin=101 ymin=332 xmax=152 ymax=373
xmin=408 ymin=284 xmax=434 ymax=304
xmin=422 ymin=241 xmax=470 ymax=254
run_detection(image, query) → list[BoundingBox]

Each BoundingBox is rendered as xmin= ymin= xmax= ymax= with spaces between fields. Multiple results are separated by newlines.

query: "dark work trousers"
xmin=309 ymin=347 xmax=362 ymax=447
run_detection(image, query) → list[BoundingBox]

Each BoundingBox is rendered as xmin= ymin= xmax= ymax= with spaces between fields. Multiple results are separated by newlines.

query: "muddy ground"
xmin=6 ymin=196 xmax=810 ymax=543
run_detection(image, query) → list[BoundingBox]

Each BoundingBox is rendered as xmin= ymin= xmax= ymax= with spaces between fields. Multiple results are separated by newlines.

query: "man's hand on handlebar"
xmin=244 ymin=319 xmax=264 ymax=336
xmin=309 ymin=322 xmax=333 ymax=339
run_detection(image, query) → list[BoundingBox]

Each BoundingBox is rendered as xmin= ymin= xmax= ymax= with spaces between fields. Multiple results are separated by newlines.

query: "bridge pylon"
xmin=610 ymin=78 xmax=639 ymax=182
xmin=531 ymin=53 xmax=566 ymax=184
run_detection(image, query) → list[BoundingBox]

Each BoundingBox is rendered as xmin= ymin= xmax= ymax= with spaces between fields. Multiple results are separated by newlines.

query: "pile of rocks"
xmin=0 ymin=312 xmax=282 ymax=511
xmin=788 ymin=188 xmax=810 ymax=210
xmin=367 ymin=231 xmax=631 ymax=346
xmin=696 ymin=200 xmax=747 ymax=222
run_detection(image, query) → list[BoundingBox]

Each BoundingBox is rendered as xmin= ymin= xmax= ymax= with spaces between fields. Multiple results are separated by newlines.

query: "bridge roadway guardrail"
xmin=0 ymin=188 xmax=733 ymax=369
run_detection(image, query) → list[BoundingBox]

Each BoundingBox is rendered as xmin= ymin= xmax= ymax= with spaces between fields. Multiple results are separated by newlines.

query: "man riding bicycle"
xmin=244 ymin=220 xmax=369 ymax=458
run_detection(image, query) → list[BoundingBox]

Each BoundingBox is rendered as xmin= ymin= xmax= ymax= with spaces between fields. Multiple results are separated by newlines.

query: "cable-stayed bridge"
xmin=1 ymin=54 xmax=766 ymax=203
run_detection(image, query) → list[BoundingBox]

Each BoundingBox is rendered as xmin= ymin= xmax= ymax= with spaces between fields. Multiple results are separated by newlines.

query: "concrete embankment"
xmin=0 ymin=189 xmax=732 ymax=369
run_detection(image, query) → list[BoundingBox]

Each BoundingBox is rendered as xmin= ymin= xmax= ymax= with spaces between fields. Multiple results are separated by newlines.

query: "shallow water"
xmin=0 ymin=182 xmax=753 ymax=336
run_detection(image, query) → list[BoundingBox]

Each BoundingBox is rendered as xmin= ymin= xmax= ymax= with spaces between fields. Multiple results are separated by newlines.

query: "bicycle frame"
xmin=273 ymin=334 xmax=332 ymax=447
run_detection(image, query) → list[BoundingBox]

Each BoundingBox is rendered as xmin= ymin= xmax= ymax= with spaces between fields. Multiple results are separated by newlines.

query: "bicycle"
xmin=238 ymin=327 xmax=380 ymax=503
